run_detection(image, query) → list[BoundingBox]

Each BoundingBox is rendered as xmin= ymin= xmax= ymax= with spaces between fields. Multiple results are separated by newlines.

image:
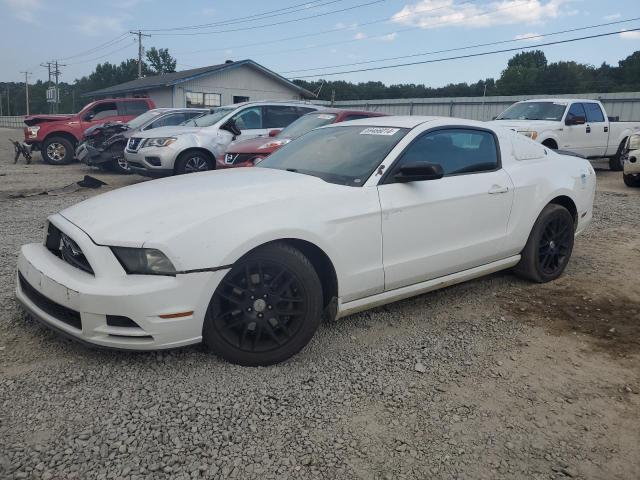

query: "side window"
xmin=186 ymin=92 xmax=221 ymax=108
xmin=566 ymin=103 xmax=587 ymax=123
xmin=264 ymin=106 xmax=302 ymax=129
xmin=584 ymin=103 xmax=605 ymax=123
xmin=148 ymin=113 xmax=187 ymax=129
xmin=297 ymin=107 xmax=317 ymax=116
xmin=233 ymin=96 xmax=250 ymax=104
xmin=88 ymin=102 xmax=118 ymax=121
xmin=232 ymin=107 xmax=263 ymax=130
xmin=395 ymin=129 xmax=499 ymax=177
xmin=121 ymin=100 xmax=149 ymax=117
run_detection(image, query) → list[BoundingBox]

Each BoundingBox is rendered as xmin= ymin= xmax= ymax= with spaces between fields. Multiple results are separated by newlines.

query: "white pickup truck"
xmin=490 ymin=98 xmax=640 ymax=170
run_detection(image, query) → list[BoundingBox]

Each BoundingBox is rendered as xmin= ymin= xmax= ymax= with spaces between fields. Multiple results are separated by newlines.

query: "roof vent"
xmin=225 ymin=59 xmax=234 ymax=64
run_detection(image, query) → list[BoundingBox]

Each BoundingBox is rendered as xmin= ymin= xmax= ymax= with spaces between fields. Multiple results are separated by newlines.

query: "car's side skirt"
xmin=336 ymin=255 xmax=521 ymax=319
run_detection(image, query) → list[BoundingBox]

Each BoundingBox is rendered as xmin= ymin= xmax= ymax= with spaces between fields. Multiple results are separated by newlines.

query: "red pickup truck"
xmin=24 ymin=97 xmax=155 ymax=165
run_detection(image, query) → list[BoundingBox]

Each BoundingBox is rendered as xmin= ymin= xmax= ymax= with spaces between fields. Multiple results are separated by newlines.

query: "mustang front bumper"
xmin=16 ymin=215 xmax=227 ymax=350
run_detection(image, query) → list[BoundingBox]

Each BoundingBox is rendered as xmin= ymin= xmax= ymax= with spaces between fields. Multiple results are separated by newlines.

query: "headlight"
xmin=518 ymin=130 xmax=538 ymax=140
xmin=27 ymin=126 xmax=40 ymax=138
xmin=143 ymin=137 xmax=176 ymax=148
xmin=111 ymin=247 xmax=176 ymax=275
xmin=257 ymin=139 xmax=290 ymax=150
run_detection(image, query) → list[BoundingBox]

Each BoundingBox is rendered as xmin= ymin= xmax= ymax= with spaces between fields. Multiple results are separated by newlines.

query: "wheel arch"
xmin=174 ymin=147 xmax=215 ymax=173
xmin=234 ymin=238 xmax=339 ymax=319
xmin=43 ymin=131 xmax=79 ymax=147
xmin=541 ymin=137 xmax=558 ymax=149
xmin=548 ymin=195 xmax=578 ymax=230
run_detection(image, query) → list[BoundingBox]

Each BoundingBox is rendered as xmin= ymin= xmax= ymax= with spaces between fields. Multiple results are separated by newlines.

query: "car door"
xmin=230 ymin=106 xmax=268 ymax=140
xmin=583 ymin=102 xmax=608 ymax=157
xmin=562 ymin=102 xmax=589 ymax=156
xmin=377 ymin=127 xmax=514 ymax=291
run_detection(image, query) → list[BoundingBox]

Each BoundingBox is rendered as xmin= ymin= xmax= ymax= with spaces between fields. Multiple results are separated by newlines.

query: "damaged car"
xmin=76 ymin=108 xmax=208 ymax=174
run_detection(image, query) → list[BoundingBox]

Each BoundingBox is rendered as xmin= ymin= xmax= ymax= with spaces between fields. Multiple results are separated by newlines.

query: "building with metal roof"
xmin=83 ymin=59 xmax=314 ymax=108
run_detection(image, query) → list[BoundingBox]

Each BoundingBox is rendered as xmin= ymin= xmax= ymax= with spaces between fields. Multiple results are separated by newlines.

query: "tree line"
xmin=293 ymin=50 xmax=640 ymax=101
xmin=1 ymin=49 xmax=638 ymax=115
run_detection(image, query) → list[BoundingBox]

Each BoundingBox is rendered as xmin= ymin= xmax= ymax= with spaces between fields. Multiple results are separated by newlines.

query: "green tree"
xmin=146 ymin=47 xmax=177 ymax=74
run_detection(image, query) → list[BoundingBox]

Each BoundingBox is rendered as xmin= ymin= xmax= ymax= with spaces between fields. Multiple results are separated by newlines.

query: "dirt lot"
xmin=0 ymin=128 xmax=638 ymax=480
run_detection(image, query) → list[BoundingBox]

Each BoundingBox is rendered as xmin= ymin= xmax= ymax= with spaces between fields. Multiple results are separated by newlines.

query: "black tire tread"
xmin=175 ymin=150 xmax=213 ymax=175
xmin=203 ymin=242 xmax=323 ymax=366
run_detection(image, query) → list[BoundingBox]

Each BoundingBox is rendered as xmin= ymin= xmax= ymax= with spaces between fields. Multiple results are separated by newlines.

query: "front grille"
xmin=46 ymin=223 xmax=94 ymax=274
xmin=18 ymin=272 xmax=82 ymax=330
xmin=224 ymin=152 xmax=257 ymax=165
xmin=127 ymin=137 xmax=142 ymax=152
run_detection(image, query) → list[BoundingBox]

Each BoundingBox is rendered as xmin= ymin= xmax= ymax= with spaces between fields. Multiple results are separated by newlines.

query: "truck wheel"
xmin=42 ymin=137 xmax=74 ymax=165
xmin=623 ymin=174 xmax=640 ymax=188
xmin=514 ymin=204 xmax=575 ymax=283
xmin=609 ymin=140 xmax=626 ymax=171
xmin=175 ymin=151 xmax=213 ymax=175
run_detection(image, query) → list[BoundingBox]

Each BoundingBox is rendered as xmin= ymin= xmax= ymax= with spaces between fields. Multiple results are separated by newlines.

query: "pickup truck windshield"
xmin=182 ymin=107 xmax=235 ymax=127
xmin=496 ymin=102 xmax=567 ymax=121
xmin=258 ymin=125 xmax=409 ymax=186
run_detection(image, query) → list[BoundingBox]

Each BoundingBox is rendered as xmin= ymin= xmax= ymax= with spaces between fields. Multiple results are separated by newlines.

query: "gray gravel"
xmin=1 ymin=128 xmax=639 ymax=480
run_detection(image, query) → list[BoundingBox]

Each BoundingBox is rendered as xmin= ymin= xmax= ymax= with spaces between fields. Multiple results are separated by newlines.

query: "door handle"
xmin=586 ymin=125 xmax=591 ymax=133
xmin=604 ymin=126 xmax=609 ymax=132
xmin=488 ymin=185 xmax=509 ymax=194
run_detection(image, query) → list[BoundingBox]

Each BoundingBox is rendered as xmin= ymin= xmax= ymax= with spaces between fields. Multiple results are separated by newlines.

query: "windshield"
xmin=126 ymin=110 xmax=162 ymax=130
xmin=496 ymin=102 xmax=567 ymax=121
xmin=258 ymin=125 xmax=409 ymax=186
xmin=278 ymin=113 xmax=338 ymax=139
xmin=182 ymin=107 xmax=235 ymax=127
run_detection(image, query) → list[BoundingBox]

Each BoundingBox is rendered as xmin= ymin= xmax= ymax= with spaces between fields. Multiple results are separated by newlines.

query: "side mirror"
xmin=565 ymin=116 xmax=586 ymax=126
xmin=268 ymin=129 xmax=281 ymax=137
xmin=84 ymin=112 xmax=95 ymax=121
xmin=221 ymin=119 xmax=241 ymax=136
xmin=394 ymin=162 xmax=444 ymax=183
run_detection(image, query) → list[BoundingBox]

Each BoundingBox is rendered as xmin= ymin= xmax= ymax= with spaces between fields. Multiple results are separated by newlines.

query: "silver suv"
xmin=124 ymin=101 xmax=322 ymax=177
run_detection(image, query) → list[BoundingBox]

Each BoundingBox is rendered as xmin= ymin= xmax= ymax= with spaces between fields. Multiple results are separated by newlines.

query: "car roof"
xmin=519 ymin=98 xmax=600 ymax=103
xmin=323 ymin=115 xmax=441 ymax=129
xmin=224 ymin=100 xmax=323 ymax=109
xmin=149 ymin=107 xmax=208 ymax=113
xmin=306 ymin=107 xmax=386 ymax=116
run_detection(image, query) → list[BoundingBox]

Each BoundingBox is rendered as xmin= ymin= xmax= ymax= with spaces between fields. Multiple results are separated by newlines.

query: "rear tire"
xmin=623 ymin=174 xmax=640 ymax=188
xmin=175 ymin=151 xmax=213 ymax=175
xmin=42 ymin=136 xmax=74 ymax=165
xmin=203 ymin=242 xmax=323 ymax=366
xmin=514 ymin=204 xmax=575 ymax=283
xmin=609 ymin=140 xmax=626 ymax=171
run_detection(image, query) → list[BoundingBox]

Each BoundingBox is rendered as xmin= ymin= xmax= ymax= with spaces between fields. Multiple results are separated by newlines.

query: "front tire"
xmin=42 ymin=136 xmax=74 ymax=165
xmin=203 ymin=243 xmax=323 ymax=366
xmin=175 ymin=151 xmax=213 ymax=175
xmin=624 ymin=174 xmax=640 ymax=188
xmin=609 ymin=140 xmax=626 ymax=171
xmin=107 ymin=143 xmax=131 ymax=174
xmin=515 ymin=204 xmax=575 ymax=283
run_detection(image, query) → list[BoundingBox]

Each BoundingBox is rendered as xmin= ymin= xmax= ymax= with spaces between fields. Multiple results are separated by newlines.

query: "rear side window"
xmin=584 ymin=103 xmax=605 ymax=122
xmin=88 ymin=102 xmax=118 ymax=121
xmin=121 ymin=100 xmax=150 ymax=116
xmin=147 ymin=113 xmax=189 ymax=129
xmin=396 ymin=128 xmax=499 ymax=176
xmin=264 ymin=106 xmax=302 ymax=128
xmin=566 ymin=103 xmax=587 ymax=123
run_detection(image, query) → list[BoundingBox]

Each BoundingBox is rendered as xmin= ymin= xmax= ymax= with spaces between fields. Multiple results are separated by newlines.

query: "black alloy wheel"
xmin=203 ymin=243 xmax=322 ymax=366
xmin=515 ymin=204 xmax=575 ymax=283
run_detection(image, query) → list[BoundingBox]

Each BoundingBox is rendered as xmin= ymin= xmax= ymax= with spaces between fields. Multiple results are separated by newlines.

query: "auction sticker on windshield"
xmin=360 ymin=127 xmax=400 ymax=136
xmin=317 ymin=114 xmax=335 ymax=119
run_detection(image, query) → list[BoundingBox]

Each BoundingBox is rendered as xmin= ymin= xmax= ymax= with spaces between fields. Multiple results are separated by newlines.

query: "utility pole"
xmin=53 ymin=60 xmax=66 ymax=114
xmin=21 ymin=71 xmax=32 ymax=115
xmin=130 ymin=30 xmax=151 ymax=78
xmin=41 ymin=62 xmax=53 ymax=113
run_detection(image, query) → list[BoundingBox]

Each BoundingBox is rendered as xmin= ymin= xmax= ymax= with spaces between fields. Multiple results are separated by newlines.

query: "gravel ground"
xmin=0 ymin=128 xmax=639 ymax=480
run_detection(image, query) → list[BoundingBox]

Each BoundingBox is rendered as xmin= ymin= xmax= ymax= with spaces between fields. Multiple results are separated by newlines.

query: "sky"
xmin=1 ymin=0 xmax=639 ymax=88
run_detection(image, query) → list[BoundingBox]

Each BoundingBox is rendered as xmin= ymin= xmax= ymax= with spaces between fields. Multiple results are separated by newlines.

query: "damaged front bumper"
xmin=76 ymin=143 xmax=114 ymax=166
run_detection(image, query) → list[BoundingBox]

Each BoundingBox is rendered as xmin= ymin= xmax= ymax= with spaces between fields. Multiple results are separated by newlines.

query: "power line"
xmin=140 ymin=0 xmax=348 ymax=32
xmin=65 ymin=42 xmax=137 ymax=66
xmin=150 ymin=0 xmax=391 ymax=36
xmin=280 ymin=17 xmax=640 ymax=74
xmin=58 ymin=33 xmax=131 ymax=61
xmin=175 ymin=0 xmax=478 ymax=56
xmin=290 ymin=28 xmax=640 ymax=78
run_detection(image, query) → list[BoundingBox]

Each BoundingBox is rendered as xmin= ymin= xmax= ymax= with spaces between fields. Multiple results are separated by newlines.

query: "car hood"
xmin=24 ymin=114 xmax=75 ymax=126
xmin=59 ymin=168 xmax=335 ymax=248
xmin=132 ymin=125 xmax=205 ymax=138
xmin=227 ymin=136 xmax=291 ymax=153
xmin=488 ymin=119 xmax=560 ymax=131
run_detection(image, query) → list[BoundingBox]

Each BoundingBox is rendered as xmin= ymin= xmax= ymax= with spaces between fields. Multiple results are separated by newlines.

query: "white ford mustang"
xmin=16 ymin=117 xmax=596 ymax=365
